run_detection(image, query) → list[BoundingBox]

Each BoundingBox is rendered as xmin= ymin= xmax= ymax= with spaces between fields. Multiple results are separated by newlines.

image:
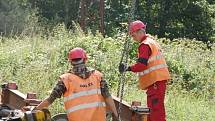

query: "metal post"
xmin=131 ymin=101 xmax=141 ymax=121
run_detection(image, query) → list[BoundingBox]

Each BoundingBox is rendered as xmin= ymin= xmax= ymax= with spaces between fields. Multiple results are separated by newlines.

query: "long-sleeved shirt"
xmin=130 ymin=36 xmax=152 ymax=72
xmin=46 ymin=68 xmax=111 ymax=104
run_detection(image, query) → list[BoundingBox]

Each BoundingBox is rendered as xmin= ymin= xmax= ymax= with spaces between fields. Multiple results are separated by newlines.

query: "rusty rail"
xmin=1 ymin=83 xmax=150 ymax=121
xmin=112 ymin=95 xmax=150 ymax=121
xmin=1 ymin=82 xmax=41 ymax=109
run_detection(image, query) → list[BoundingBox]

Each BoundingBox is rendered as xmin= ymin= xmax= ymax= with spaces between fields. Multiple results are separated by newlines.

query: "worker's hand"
xmin=118 ymin=63 xmax=129 ymax=73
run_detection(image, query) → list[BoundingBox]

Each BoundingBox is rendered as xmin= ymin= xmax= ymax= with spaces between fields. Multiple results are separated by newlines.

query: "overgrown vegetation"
xmin=1 ymin=0 xmax=215 ymax=42
xmin=0 ymin=0 xmax=215 ymax=120
xmin=0 ymin=25 xmax=214 ymax=120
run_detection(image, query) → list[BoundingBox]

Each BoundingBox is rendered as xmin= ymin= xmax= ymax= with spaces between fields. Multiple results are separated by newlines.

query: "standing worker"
xmin=35 ymin=47 xmax=118 ymax=121
xmin=119 ymin=20 xmax=170 ymax=121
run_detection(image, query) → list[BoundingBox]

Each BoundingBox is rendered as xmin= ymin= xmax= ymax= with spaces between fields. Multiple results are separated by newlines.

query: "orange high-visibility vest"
xmin=137 ymin=36 xmax=170 ymax=90
xmin=60 ymin=70 xmax=106 ymax=121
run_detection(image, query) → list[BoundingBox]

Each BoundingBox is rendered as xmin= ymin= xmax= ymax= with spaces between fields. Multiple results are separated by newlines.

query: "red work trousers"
xmin=146 ymin=80 xmax=167 ymax=121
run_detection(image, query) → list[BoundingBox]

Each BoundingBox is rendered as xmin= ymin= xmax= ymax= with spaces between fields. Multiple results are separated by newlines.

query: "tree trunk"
xmin=158 ymin=0 xmax=170 ymax=37
xmin=99 ymin=0 xmax=105 ymax=36
xmin=64 ymin=0 xmax=69 ymax=27
xmin=79 ymin=0 xmax=86 ymax=31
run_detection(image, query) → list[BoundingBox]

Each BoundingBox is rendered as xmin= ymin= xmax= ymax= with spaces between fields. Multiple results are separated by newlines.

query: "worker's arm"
xmin=34 ymin=81 xmax=66 ymax=110
xmin=119 ymin=44 xmax=151 ymax=73
xmin=128 ymin=44 xmax=151 ymax=72
xmin=34 ymin=98 xmax=50 ymax=110
xmin=100 ymin=79 xmax=118 ymax=118
xmin=104 ymin=96 xmax=118 ymax=118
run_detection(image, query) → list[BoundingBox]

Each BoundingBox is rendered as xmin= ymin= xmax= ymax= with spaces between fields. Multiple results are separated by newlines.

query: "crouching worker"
xmin=35 ymin=47 xmax=118 ymax=121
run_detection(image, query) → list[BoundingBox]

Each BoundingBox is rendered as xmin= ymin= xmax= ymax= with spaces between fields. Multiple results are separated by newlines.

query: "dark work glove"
xmin=119 ymin=63 xmax=130 ymax=73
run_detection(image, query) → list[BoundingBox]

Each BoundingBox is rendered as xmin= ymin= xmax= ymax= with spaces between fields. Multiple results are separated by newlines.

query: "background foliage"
xmin=0 ymin=0 xmax=215 ymax=120
xmin=0 ymin=0 xmax=215 ymax=42
xmin=0 ymin=25 xmax=215 ymax=120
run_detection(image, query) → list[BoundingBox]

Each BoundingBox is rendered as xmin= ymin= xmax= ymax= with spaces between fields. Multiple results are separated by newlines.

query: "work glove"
xmin=118 ymin=63 xmax=130 ymax=73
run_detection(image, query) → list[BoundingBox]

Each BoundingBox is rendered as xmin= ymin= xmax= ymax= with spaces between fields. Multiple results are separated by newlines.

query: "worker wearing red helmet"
xmin=119 ymin=20 xmax=170 ymax=121
xmin=35 ymin=47 xmax=118 ymax=121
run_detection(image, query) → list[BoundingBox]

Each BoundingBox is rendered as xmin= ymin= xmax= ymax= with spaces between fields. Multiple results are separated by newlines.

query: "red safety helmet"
xmin=68 ymin=47 xmax=87 ymax=62
xmin=129 ymin=20 xmax=146 ymax=35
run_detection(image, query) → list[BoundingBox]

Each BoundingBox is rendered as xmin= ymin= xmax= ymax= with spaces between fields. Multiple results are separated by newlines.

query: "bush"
xmin=159 ymin=38 xmax=215 ymax=95
xmin=0 ymin=25 xmax=214 ymax=116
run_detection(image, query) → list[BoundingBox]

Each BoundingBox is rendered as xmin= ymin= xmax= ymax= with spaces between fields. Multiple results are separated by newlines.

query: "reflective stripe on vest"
xmin=148 ymin=54 xmax=163 ymax=63
xmin=138 ymin=64 xmax=168 ymax=76
xmin=64 ymin=88 xmax=101 ymax=102
xmin=67 ymin=101 xmax=106 ymax=113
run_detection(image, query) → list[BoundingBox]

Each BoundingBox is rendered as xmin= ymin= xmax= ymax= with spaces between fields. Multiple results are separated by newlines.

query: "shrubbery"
xmin=0 ymin=25 xmax=215 ymax=119
xmin=0 ymin=24 xmax=214 ymax=96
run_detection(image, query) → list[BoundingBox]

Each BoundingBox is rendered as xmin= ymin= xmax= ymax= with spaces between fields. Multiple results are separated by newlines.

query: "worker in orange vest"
xmin=35 ymin=47 xmax=118 ymax=121
xmin=119 ymin=20 xmax=170 ymax=121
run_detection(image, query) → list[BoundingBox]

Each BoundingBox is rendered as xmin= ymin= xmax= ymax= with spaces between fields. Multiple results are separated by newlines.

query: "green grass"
xmin=0 ymin=25 xmax=215 ymax=120
xmin=111 ymin=83 xmax=215 ymax=121
xmin=166 ymin=91 xmax=215 ymax=121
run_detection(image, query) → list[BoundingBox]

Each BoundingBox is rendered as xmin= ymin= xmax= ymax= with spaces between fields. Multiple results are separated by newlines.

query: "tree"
xmin=0 ymin=0 xmax=36 ymax=35
xmin=2 ymin=0 xmax=215 ymax=42
xmin=136 ymin=0 xmax=215 ymax=42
